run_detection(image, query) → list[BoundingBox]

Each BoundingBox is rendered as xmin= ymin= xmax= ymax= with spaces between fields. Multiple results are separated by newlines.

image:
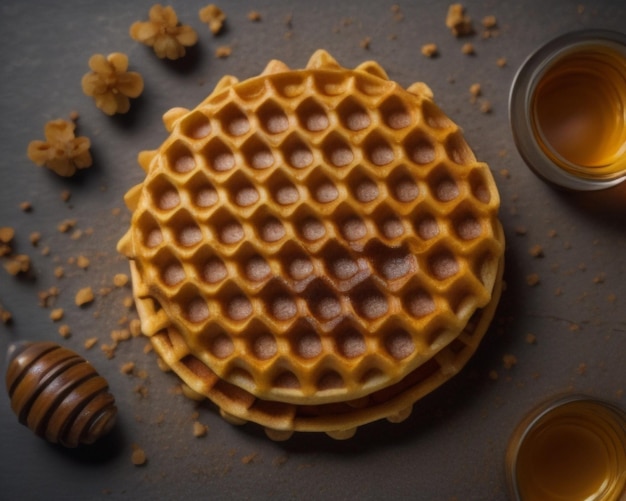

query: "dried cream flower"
xmin=27 ymin=119 xmax=92 ymax=177
xmin=130 ymin=4 xmax=198 ymax=60
xmin=81 ymin=53 xmax=144 ymax=115
xmin=199 ymin=4 xmax=226 ymax=35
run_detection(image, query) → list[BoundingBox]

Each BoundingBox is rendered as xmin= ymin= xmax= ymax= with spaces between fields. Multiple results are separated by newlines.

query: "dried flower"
xmin=27 ymin=119 xmax=92 ymax=177
xmin=130 ymin=4 xmax=198 ymax=60
xmin=199 ymin=4 xmax=226 ymax=35
xmin=81 ymin=53 xmax=144 ymax=115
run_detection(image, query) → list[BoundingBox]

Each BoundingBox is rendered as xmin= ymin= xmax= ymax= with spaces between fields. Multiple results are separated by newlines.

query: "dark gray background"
xmin=1 ymin=1 xmax=624 ymax=499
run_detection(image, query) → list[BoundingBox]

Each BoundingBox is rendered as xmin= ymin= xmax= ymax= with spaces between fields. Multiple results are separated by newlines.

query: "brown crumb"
xmin=130 ymin=318 xmax=142 ymax=337
xmin=515 ymin=226 xmax=528 ymax=236
xmin=84 ymin=337 xmax=98 ymax=350
xmin=215 ymin=45 xmax=232 ymax=58
xmin=247 ymin=10 xmax=261 ymax=21
xmin=445 ymin=3 xmax=473 ymax=37
xmin=576 ymin=362 xmax=587 ymax=375
xmin=57 ymin=219 xmax=77 ymax=233
xmin=481 ymin=15 xmax=497 ymax=28
xmin=50 ymin=308 xmax=64 ymax=321
xmin=29 ymin=232 xmax=41 ymax=246
xmin=77 ymin=255 xmax=90 ymax=269
xmin=241 ymin=452 xmax=258 ymax=464
xmin=360 ymin=37 xmax=372 ymax=49
xmin=75 ymin=286 xmax=95 ymax=306
xmin=54 ymin=266 xmax=65 ymax=278
xmin=525 ymin=333 xmax=537 ymax=344
xmin=199 ymin=4 xmax=226 ymax=35
xmin=193 ymin=421 xmax=208 ymax=438
xmin=70 ymin=230 xmax=83 ymax=241
xmin=123 ymin=296 xmax=135 ymax=309
xmin=111 ymin=329 xmax=131 ymax=343
xmin=529 ymin=245 xmax=544 ymax=258
xmin=121 ymin=362 xmax=135 ymax=375
xmin=58 ymin=324 xmax=71 ymax=338
xmin=488 ymin=369 xmax=499 ymax=381
xmin=421 ymin=43 xmax=438 ymax=57
xmin=526 ymin=273 xmax=540 ymax=286
xmin=502 ymin=354 xmax=517 ymax=369
xmin=0 ymin=227 xmax=15 ymax=244
xmin=113 ymin=273 xmax=129 ymax=287
xmin=40 ymin=246 xmax=50 ymax=256
xmin=469 ymin=83 xmax=481 ymax=102
xmin=496 ymin=57 xmax=507 ymax=67
xmin=569 ymin=323 xmax=580 ymax=332
xmin=134 ymin=385 xmax=149 ymax=398
xmin=461 ymin=42 xmax=475 ymax=55
xmin=60 ymin=190 xmax=71 ymax=202
xmin=131 ymin=446 xmax=147 ymax=466
xmin=479 ymin=100 xmax=492 ymax=114
xmin=143 ymin=343 xmax=153 ymax=354
xmin=499 ymin=169 xmax=510 ymax=179
xmin=19 ymin=201 xmax=32 ymax=212
xmin=3 ymin=254 xmax=31 ymax=276
xmin=0 ymin=305 xmax=13 ymax=324
xmin=593 ymin=273 xmax=606 ymax=284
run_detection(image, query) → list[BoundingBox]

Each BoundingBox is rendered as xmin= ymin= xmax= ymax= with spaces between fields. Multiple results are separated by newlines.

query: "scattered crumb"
xmin=113 ymin=273 xmax=129 ymax=287
xmin=607 ymin=293 xmax=616 ymax=303
xmin=215 ymin=45 xmax=232 ymax=58
xmin=525 ymin=333 xmax=537 ymax=344
xmin=121 ymin=362 xmax=135 ymax=375
xmin=469 ymin=83 xmax=481 ymax=102
xmin=193 ymin=421 xmax=208 ymax=438
xmin=60 ymin=190 xmax=71 ymax=202
xmin=499 ymin=169 xmax=510 ymax=179
xmin=593 ymin=273 xmax=606 ymax=284
xmin=421 ymin=43 xmax=438 ymax=57
xmin=199 ymin=4 xmax=226 ymax=35
xmin=123 ymin=296 xmax=135 ymax=309
xmin=29 ymin=232 xmax=41 ymax=246
xmin=54 ymin=266 xmax=65 ymax=278
xmin=0 ymin=227 xmax=15 ymax=244
xmin=58 ymin=324 xmax=71 ymax=338
xmin=461 ymin=42 xmax=475 ymax=55
xmin=515 ymin=226 xmax=528 ymax=236
xmin=479 ymin=100 xmax=492 ymax=114
xmin=84 ymin=337 xmax=98 ymax=350
xmin=111 ymin=329 xmax=131 ymax=343
xmin=57 ymin=219 xmax=77 ymax=233
xmin=130 ymin=318 xmax=142 ymax=337
xmin=481 ymin=15 xmax=497 ymax=28
xmin=576 ymin=362 xmax=587 ymax=375
xmin=445 ymin=3 xmax=473 ymax=37
xmin=488 ymin=369 xmax=499 ymax=381
xmin=19 ymin=201 xmax=32 ymax=212
xmin=497 ymin=57 xmax=507 ymax=67
xmin=247 ymin=10 xmax=261 ymax=22
xmin=569 ymin=323 xmax=580 ymax=332
xmin=360 ymin=37 xmax=372 ymax=50
xmin=131 ymin=446 xmax=147 ymax=466
xmin=0 ymin=304 xmax=12 ymax=324
xmin=554 ymin=287 xmax=563 ymax=296
xmin=75 ymin=286 xmax=95 ymax=306
xmin=4 ymin=254 xmax=31 ymax=276
xmin=526 ymin=273 xmax=540 ymax=286
xmin=241 ymin=452 xmax=258 ymax=464
xmin=529 ymin=245 xmax=544 ymax=258
xmin=50 ymin=308 xmax=64 ymax=321
xmin=77 ymin=255 xmax=90 ymax=269
xmin=503 ymin=354 xmax=517 ymax=369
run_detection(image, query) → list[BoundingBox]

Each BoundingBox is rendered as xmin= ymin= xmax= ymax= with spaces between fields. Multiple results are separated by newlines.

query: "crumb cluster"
xmin=199 ymin=4 xmax=226 ymax=35
xmin=27 ymin=119 xmax=92 ymax=177
xmin=130 ymin=4 xmax=198 ymax=60
xmin=81 ymin=53 xmax=144 ymax=116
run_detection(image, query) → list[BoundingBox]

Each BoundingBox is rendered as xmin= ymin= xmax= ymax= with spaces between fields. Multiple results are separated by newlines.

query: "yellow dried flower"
xmin=27 ymin=119 xmax=92 ymax=177
xmin=81 ymin=53 xmax=144 ymax=115
xmin=130 ymin=4 xmax=198 ymax=60
xmin=199 ymin=4 xmax=226 ymax=35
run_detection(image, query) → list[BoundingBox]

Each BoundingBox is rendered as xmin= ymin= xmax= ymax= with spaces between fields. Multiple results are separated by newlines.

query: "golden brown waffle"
xmin=118 ymin=50 xmax=504 ymax=410
xmin=130 ymin=249 xmax=503 ymax=440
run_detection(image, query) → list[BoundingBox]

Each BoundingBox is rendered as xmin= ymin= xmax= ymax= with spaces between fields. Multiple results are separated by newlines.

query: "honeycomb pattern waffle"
xmin=131 ymin=251 xmax=503 ymax=440
xmin=118 ymin=50 xmax=504 ymax=407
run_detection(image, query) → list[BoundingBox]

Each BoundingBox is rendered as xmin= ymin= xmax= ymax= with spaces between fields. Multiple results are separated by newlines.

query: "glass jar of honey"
xmin=505 ymin=395 xmax=626 ymax=501
xmin=510 ymin=30 xmax=626 ymax=190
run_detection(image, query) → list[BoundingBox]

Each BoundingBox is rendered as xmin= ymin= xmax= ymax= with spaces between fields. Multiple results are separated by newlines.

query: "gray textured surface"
xmin=1 ymin=1 xmax=625 ymax=500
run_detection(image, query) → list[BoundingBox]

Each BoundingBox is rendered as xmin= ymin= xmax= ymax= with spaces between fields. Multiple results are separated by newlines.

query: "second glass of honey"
xmin=510 ymin=30 xmax=626 ymax=190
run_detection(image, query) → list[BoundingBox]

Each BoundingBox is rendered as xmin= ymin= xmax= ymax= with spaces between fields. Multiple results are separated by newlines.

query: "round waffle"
xmin=118 ymin=51 xmax=504 ymax=412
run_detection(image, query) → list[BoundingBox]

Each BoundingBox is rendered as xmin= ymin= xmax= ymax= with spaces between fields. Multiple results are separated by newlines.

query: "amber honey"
xmin=510 ymin=30 xmax=626 ymax=190
xmin=506 ymin=396 xmax=626 ymax=501
xmin=532 ymin=45 xmax=626 ymax=177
